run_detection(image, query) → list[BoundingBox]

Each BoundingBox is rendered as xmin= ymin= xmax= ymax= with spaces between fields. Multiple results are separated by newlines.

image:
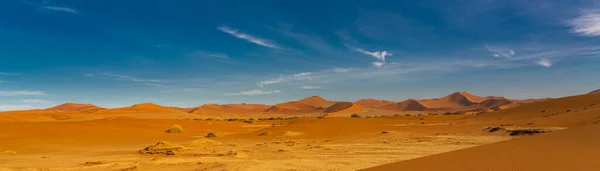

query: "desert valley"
xmin=1 ymin=90 xmax=599 ymax=171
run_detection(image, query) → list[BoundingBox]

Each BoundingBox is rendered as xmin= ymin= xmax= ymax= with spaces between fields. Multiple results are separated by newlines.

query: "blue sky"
xmin=2 ymin=0 xmax=600 ymax=110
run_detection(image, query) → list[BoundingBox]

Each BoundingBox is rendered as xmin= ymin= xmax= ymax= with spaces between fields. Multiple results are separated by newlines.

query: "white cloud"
xmin=44 ymin=6 xmax=77 ymax=14
xmin=569 ymin=9 xmax=600 ymax=36
xmin=372 ymin=61 xmax=386 ymax=68
xmin=227 ymin=89 xmax=281 ymax=96
xmin=191 ymin=51 xmax=230 ymax=60
xmin=294 ymin=72 xmax=312 ymax=77
xmin=536 ymin=58 xmax=553 ymax=67
xmin=19 ymin=99 xmax=52 ymax=104
xmin=484 ymin=44 xmax=515 ymax=58
xmin=301 ymin=86 xmax=321 ymax=89
xmin=355 ymin=48 xmax=391 ymax=61
xmin=334 ymin=68 xmax=351 ymax=73
xmin=0 ymin=91 xmax=46 ymax=96
xmin=95 ymin=73 xmax=164 ymax=83
xmin=0 ymin=105 xmax=34 ymax=111
xmin=217 ymin=26 xmax=281 ymax=49
xmin=257 ymin=77 xmax=285 ymax=87
xmin=354 ymin=48 xmax=391 ymax=68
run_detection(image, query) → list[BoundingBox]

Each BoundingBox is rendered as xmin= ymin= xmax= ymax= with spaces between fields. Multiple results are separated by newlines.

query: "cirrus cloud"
xmin=0 ymin=90 xmax=46 ymax=96
xmin=226 ymin=89 xmax=281 ymax=96
xmin=218 ymin=26 xmax=281 ymax=49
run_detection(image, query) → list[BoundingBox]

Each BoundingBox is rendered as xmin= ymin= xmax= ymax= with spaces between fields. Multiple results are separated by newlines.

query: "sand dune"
xmin=190 ymin=104 xmax=270 ymax=114
xmin=1 ymin=91 xmax=599 ymax=170
xmin=362 ymin=123 xmax=600 ymax=171
xmin=296 ymin=95 xmax=335 ymax=108
xmin=324 ymin=102 xmax=365 ymax=116
xmin=355 ymin=99 xmax=395 ymax=108
xmin=45 ymin=103 xmax=103 ymax=112
xmin=474 ymin=97 xmax=513 ymax=109
xmin=379 ymin=99 xmax=427 ymax=111
xmin=98 ymin=103 xmax=186 ymax=114
xmin=590 ymin=89 xmax=600 ymax=94
xmin=266 ymin=96 xmax=334 ymax=113
xmin=418 ymin=92 xmax=481 ymax=109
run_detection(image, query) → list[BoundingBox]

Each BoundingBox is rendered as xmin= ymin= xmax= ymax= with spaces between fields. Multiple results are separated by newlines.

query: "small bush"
xmin=204 ymin=118 xmax=213 ymax=121
xmin=351 ymin=114 xmax=361 ymax=118
xmin=244 ymin=120 xmax=254 ymax=124
xmin=381 ymin=131 xmax=389 ymax=134
xmin=404 ymin=114 xmax=411 ymax=116
xmin=258 ymin=132 xmax=269 ymax=136
xmin=366 ymin=116 xmax=372 ymax=118
xmin=317 ymin=116 xmax=325 ymax=119
xmin=205 ymin=132 xmax=217 ymax=138
xmin=394 ymin=114 xmax=400 ymax=116
xmin=166 ymin=124 xmax=184 ymax=133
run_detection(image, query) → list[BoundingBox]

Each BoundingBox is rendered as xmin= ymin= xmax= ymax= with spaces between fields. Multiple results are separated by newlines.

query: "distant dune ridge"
xmin=379 ymin=99 xmax=427 ymax=111
xmin=355 ymin=99 xmax=395 ymax=108
xmin=590 ymin=89 xmax=600 ymax=94
xmin=1 ymin=92 xmax=547 ymax=117
xmin=44 ymin=103 xmax=102 ymax=112
xmin=266 ymin=96 xmax=334 ymax=113
xmin=324 ymin=102 xmax=365 ymax=116
xmin=418 ymin=92 xmax=484 ymax=109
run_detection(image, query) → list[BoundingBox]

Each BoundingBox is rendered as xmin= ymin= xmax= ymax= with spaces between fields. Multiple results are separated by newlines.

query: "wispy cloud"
xmin=536 ymin=58 xmax=553 ymax=67
xmin=217 ymin=26 xmax=281 ymax=49
xmin=569 ymin=9 xmax=600 ymax=36
xmin=301 ymin=86 xmax=321 ymax=89
xmin=354 ymin=48 xmax=391 ymax=68
xmin=0 ymin=72 xmax=19 ymax=76
xmin=91 ymin=73 xmax=164 ymax=83
xmin=484 ymin=44 xmax=515 ymax=58
xmin=44 ymin=6 xmax=77 ymax=14
xmin=19 ymin=99 xmax=52 ymax=104
xmin=226 ymin=89 xmax=281 ymax=96
xmin=257 ymin=77 xmax=285 ymax=87
xmin=293 ymin=72 xmax=312 ymax=77
xmin=0 ymin=91 xmax=46 ymax=96
xmin=190 ymin=51 xmax=230 ymax=60
xmin=334 ymin=68 xmax=351 ymax=73
xmin=484 ymin=44 xmax=600 ymax=67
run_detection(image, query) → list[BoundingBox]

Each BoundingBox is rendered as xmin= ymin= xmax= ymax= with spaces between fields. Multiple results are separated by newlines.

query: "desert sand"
xmin=0 ymin=91 xmax=598 ymax=170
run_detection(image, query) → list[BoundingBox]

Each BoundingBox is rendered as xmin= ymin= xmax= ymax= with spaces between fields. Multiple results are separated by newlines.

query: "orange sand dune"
xmin=45 ymin=103 xmax=103 ymax=112
xmin=590 ymin=89 xmax=600 ymax=94
xmin=467 ymin=92 xmax=600 ymax=127
xmin=99 ymin=103 xmax=185 ymax=114
xmin=324 ymin=102 xmax=365 ymax=117
xmin=296 ymin=95 xmax=335 ymax=108
xmin=189 ymin=104 xmax=270 ymax=114
xmin=362 ymin=123 xmax=600 ymax=171
xmin=418 ymin=92 xmax=481 ymax=109
xmin=473 ymin=97 xmax=512 ymax=109
xmin=266 ymin=96 xmax=334 ymax=113
xmin=379 ymin=99 xmax=427 ymax=111
xmin=355 ymin=99 xmax=394 ymax=108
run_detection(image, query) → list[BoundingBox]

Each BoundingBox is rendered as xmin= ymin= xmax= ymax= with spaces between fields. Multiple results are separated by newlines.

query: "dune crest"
xmin=355 ymin=99 xmax=395 ymax=108
xmin=380 ymin=99 xmax=427 ymax=111
xmin=324 ymin=102 xmax=365 ymax=116
xmin=45 ymin=103 xmax=102 ymax=112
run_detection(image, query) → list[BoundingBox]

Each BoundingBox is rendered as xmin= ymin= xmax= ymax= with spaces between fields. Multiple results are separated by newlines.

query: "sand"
xmin=0 ymin=92 xmax=598 ymax=170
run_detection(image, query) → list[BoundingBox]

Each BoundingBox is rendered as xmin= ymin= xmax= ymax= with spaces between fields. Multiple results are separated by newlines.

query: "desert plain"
xmin=1 ymin=91 xmax=599 ymax=171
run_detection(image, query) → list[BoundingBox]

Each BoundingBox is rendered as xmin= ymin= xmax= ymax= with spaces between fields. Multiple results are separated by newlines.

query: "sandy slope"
xmin=379 ymin=99 xmax=427 ymax=111
xmin=362 ymin=123 xmax=600 ymax=171
xmin=355 ymin=99 xmax=395 ymax=108
xmin=418 ymin=92 xmax=481 ymax=109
